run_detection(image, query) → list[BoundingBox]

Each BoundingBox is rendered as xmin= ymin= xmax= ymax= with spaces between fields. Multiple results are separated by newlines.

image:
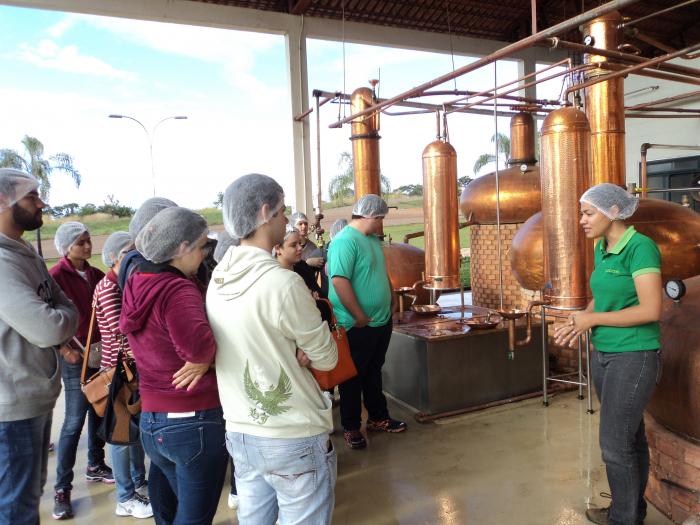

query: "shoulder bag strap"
xmin=317 ymin=297 xmax=338 ymax=329
xmin=80 ymin=299 xmax=97 ymax=386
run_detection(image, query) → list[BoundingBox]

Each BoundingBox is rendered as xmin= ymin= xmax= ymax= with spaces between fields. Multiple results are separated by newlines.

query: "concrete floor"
xmin=39 ymin=386 xmax=674 ymax=525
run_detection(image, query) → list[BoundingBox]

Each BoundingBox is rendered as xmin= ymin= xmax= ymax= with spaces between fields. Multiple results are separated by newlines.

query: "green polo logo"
xmin=243 ymin=361 xmax=292 ymax=425
xmin=605 ymin=268 xmax=621 ymax=274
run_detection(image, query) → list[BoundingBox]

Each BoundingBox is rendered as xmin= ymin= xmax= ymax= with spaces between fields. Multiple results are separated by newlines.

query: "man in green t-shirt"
xmin=327 ymin=194 xmax=407 ymax=449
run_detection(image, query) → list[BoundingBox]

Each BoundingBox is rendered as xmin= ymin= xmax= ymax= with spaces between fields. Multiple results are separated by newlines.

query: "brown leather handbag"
xmin=311 ymin=299 xmax=358 ymax=390
xmin=80 ymin=303 xmax=115 ymax=417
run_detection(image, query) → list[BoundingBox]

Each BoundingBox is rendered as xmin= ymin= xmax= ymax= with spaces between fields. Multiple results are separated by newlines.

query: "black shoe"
xmin=343 ymin=429 xmax=367 ymax=449
xmin=86 ymin=463 xmax=115 ymax=484
xmin=52 ymin=490 xmax=73 ymax=520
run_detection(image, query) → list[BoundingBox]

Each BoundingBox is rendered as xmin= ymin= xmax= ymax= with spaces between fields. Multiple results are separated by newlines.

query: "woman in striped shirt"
xmin=93 ymin=231 xmax=152 ymax=519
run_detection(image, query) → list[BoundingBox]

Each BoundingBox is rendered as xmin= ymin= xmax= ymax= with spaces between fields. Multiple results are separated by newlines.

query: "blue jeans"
xmin=0 ymin=411 xmax=52 ymax=525
xmin=55 ymin=361 xmax=106 ymax=491
xmin=111 ymin=440 xmax=147 ymax=503
xmin=140 ymin=407 xmax=227 ymax=525
xmin=226 ymin=431 xmax=337 ymax=525
xmin=592 ymin=350 xmax=659 ymax=525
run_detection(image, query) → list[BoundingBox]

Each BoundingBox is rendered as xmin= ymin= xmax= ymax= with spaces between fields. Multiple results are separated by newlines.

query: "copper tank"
xmin=581 ymin=12 xmax=626 ymax=187
xmin=460 ymin=113 xmax=540 ymax=224
xmin=646 ymin=274 xmax=700 ymax=441
xmin=382 ymin=242 xmax=431 ymax=305
xmin=350 ymin=87 xmax=381 ymax=198
xmin=422 ymin=140 xmax=461 ymax=290
xmin=540 ymin=107 xmax=593 ymax=308
xmin=510 ymin=200 xmax=700 ymax=289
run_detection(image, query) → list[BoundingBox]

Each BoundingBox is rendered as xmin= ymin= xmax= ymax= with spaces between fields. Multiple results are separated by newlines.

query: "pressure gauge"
xmin=664 ymin=279 xmax=686 ymax=302
xmin=583 ymin=34 xmax=595 ymax=46
xmin=520 ymin=164 xmax=528 ymax=173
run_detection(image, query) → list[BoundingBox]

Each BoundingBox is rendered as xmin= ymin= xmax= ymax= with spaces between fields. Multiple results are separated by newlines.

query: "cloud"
xmin=47 ymin=14 xmax=80 ymax=38
xmin=17 ymin=39 xmax=137 ymax=81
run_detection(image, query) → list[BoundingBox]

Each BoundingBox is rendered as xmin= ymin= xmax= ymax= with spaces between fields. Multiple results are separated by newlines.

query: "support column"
xmin=285 ymin=20 xmax=313 ymax=216
xmin=518 ymin=57 xmax=538 ymax=102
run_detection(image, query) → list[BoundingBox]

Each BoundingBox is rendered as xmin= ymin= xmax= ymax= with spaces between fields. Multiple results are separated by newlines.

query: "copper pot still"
xmin=459 ymin=112 xmax=540 ymax=225
xmin=382 ymin=242 xmax=431 ymax=305
xmin=646 ymin=274 xmax=700 ymax=442
xmin=422 ymin=139 xmax=461 ymax=290
xmin=540 ymin=107 xmax=593 ymax=309
xmin=510 ymin=200 xmax=700 ymax=290
xmin=350 ymin=87 xmax=381 ymax=198
xmin=580 ymin=12 xmax=626 ymax=188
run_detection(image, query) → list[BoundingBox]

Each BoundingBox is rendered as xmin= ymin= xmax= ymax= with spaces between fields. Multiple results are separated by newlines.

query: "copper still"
xmin=382 ymin=241 xmax=431 ymax=305
xmin=646 ymin=274 xmax=700 ymax=441
xmin=422 ymin=139 xmax=461 ymax=291
xmin=508 ymin=112 xmax=538 ymax=165
xmin=510 ymin=199 xmax=700 ymax=289
xmin=540 ymin=107 xmax=593 ymax=308
xmin=581 ymin=12 xmax=626 ymax=187
xmin=350 ymin=87 xmax=381 ymax=198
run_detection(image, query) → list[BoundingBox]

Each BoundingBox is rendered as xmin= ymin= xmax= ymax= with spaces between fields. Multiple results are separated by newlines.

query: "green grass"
xmin=45 ymin=254 xmax=108 ymax=272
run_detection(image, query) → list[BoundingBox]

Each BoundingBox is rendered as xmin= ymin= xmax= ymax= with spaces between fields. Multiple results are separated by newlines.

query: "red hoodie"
xmin=49 ymin=256 xmax=104 ymax=348
xmin=119 ymin=269 xmax=220 ymax=413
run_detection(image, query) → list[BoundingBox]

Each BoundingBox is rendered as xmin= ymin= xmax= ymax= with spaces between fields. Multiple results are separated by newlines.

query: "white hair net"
xmin=54 ymin=222 xmax=89 ymax=256
xmin=223 ymin=174 xmax=284 ymax=239
xmin=290 ymin=212 xmax=308 ymax=226
xmin=135 ymin=207 xmax=208 ymax=264
xmin=128 ymin=197 xmax=178 ymax=239
xmin=580 ymin=183 xmax=639 ymax=220
xmin=102 ymin=231 xmax=132 ymax=268
xmin=352 ymin=194 xmax=389 ymax=218
xmin=213 ymin=230 xmax=240 ymax=263
xmin=0 ymin=168 xmax=40 ymax=213
xmin=284 ymin=225 xmax=300 ymax=241
xmin=329 ymin=218 xmax=348 ymax=240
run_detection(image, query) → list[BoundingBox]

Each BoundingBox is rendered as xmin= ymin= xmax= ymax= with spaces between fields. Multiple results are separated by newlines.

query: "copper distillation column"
xmin=580 ymin=11 xmax=626 ymax=187
xmin=350 ymin=85 xmax=381 ymax=198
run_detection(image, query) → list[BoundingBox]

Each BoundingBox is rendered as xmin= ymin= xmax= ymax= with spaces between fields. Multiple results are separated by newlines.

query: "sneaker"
xmin=366 ymin=418 xmax=408 ymax=433
xmin=86 ymin=463 xmax=115 ymax=484
xmin=116 ymin=494 xmax=153 ymax=519
xmin=343 ymin=429 xmax=367 ymax=449
xmin=228 ymin=492 xmax=239 ymax=510
xmin=135 ymin=482 xmax=149 ymax=499
xmin=52 ymin=490 xmax=73 ymax=520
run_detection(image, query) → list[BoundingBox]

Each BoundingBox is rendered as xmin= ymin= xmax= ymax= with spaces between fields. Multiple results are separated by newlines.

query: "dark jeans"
xmin=339 ymin=322 xmax=393 ymax=430
xmin=55 ymin=361 xmax=106 ymax=492
xmin=592 ymin=349 xmax=659 ymax=525
xmin=140 ymin=407 xmax=228 ymax=525
xmin=0 ymin=411 xmax=52 ymax=525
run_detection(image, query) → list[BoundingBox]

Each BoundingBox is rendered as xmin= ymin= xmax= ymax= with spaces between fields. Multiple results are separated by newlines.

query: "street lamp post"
xmin=109 ymin=114 xmax=188 ymax=196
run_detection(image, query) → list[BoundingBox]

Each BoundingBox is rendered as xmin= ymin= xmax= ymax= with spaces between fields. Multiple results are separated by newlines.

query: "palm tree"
xmin=328 ymin=151 xmax=392 ymax=207
xmin=0 ymin=135 xmax=81 ymax=256
xmin=472 ymin=132 xmax=510 ymax=176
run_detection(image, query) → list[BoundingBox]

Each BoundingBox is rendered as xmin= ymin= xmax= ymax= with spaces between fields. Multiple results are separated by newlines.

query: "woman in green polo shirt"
xmin=554 ymin=183 xmax=662 ymax=525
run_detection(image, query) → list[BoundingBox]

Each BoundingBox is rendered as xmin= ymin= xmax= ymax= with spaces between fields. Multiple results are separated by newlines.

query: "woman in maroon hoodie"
xmin=120 ymin=207 xmax=226 ymax=525
xmin=49 ymin=222 xmax=113 ymax=521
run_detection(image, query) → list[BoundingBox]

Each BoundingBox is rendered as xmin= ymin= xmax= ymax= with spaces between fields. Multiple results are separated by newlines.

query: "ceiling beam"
xmin=288 ymin=0 xmax=312 ymax=15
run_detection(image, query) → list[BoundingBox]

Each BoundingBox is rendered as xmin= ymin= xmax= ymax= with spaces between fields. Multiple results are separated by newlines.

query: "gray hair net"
xmin=128 ymin=197 xmax=178 ymax=239
xmin=102 ymin=231 xmax=132 ymax=268
xmin=290 ymin=212 xmax=308 ymax=226
xmin=213 ymin=230 xmax=240 ymax=263
xmin=222 ymin=174 xmax=284 ymax=239
xmin=329 ymin=218 xmax=348 ymax=240
xmin=135 ymin=207 xmax=208 ymax=264
xmin=352 ymin=194 xmax=389 ymax=218
xmin=580 ymin=183 xmax=639 ymax=220
xmin=0 ymin=168 xmax=40 ymax=213
xmin=54 ymin=222 xmax=89 ymax=256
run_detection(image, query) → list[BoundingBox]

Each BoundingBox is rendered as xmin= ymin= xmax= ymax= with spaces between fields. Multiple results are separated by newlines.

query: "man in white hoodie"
xmin=207 ymin=173 xmax=338 ymax=525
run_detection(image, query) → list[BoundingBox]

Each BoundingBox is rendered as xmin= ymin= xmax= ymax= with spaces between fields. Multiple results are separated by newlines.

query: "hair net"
xmin=128 ymin=197 xmax=178 ymax=239
xmin=580 ymin=183 xmax=639 ymax=220
xmin=102 ymin=231 xmax=132 ymax=268
xmin=0 ymin=168 xmax=40 ymax=213
xmin=352 ymin=194 xmax=389 ymax=218
xmin=213 ymin=230 xmax=240 ymax=263
xmin=54 ymin=222 xmax=89 ymax=256
xmin=223 ymin=174 xmax=284 ymax=239
xmin=290 ymin=212 xmax=308 ymax=226
xmin=329 ymin=218 xmax=348 ymax=240
xmin=284 ymin=225 xmax=300 ymax=241
xmin=135 ymin=207 xmax=208 ymax=264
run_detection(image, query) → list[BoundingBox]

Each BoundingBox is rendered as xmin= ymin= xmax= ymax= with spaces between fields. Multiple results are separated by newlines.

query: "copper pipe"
xmin=548 ymin=38 xmax=700 ymax=79
xmin=640 ymin=143 xmax=700 ymax=198
xmin=402 ymin=219 xmax=473 ymax=245
xmin=422 ymin=89 xmax=558 ymax=106
xmin=619 ymin=0 xmax=700 ymax=29
xmin=294 ymin=94 xmax=334 ymax=121
xmin=627 ymin=88 xmax=700 ymax=110
xmin=630 ymin=28 xmax=700 ymax=60
xmin=625 ymin=114 xmax=700 ymax=118
xmin=422 ymin=140 xmax=461 ymax=291
xmin=626 ymin=107 xmax=700 ymax=113
xmin=602 ymin=62 xmax=700 ymax=86
xmin=531 ymin=0 xmax=537 ymax=35
xmin=350 ymin=87 xmax=381 ymax=198
xmin=329 ymin=0 xmax=645 ymax=128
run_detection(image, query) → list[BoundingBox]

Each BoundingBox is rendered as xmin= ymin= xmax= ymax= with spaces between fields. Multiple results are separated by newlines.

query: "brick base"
xmin=645 ymin=413 xmax=700 ymax=524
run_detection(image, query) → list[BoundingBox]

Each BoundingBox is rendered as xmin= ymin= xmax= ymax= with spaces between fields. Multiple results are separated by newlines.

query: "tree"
xmin=328 ymin=151 xmax=392 ymax=206
xmin=458 ymin=176 xmax=473 ymax=187
xmin=396 ymin=184 xmax=423 ymax=196
xmin=213 ymin=191 xmax=224 ymax=208
xmin=0 ymin=135 xmax=80 ymax=256
xmin=472 ymin=132 xmax=510 ymax=176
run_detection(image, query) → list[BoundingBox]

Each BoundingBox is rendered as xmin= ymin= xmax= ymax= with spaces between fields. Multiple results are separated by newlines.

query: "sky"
xmin=0 ymin=5 xmax=563 ymax=211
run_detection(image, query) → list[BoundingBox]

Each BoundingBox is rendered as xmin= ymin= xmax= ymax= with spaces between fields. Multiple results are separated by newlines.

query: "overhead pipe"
xmin=618 ymin=0 xmax=700 ymax=29
xmin=329 ymin=0 xmax=645 ymax=129
xmin=639 ymin=143 xmax=700 ymax=198
xmin=626 ymin=88 xmax=700 ymax=110
xmin=602 ymin=62 xmax=700 ymax=87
